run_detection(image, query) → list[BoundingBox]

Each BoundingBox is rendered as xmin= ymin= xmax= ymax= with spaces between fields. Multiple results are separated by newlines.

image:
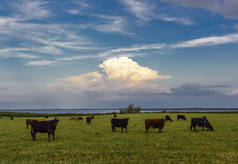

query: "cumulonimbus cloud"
xmin=50 ymin=57 xmax=171 ymax=94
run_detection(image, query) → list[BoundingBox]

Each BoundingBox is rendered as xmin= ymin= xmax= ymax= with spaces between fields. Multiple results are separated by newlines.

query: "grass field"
xmin=0 ymin=113 xmax=238 ymax=163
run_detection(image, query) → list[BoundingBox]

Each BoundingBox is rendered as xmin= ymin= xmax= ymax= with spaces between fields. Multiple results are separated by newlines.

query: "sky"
xmin=0 ymin=0 xmax=238 ymax=109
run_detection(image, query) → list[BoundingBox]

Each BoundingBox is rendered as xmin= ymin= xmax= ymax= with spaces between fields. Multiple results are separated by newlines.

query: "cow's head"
xmin=207 ymin=123 xmax=214 ymax=131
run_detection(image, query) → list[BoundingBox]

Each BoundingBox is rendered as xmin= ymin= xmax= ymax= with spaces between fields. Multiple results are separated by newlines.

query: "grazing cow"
xmin=191 ymin=117 xmax=214 ymax=131
xmin=165 ymin=115 xmax=173 ymax=122
xmin=177 ymin=115 xmax=186 ymax=121
xmin=78 ymin=117 xmax=83 ymax=120
xmin=10 ymin=117 xmax=14 ymax=120
xmin=26 ymin=119 xmax=38 ymax=128
xmin=111 ymin=118 xmax=129 ymax=133
xmin=30 ymin=118 xmax=60 ymax=141
xmin=86 ymin=116 xmax=92 ymax=124
xmin=91 ymin=115 xmax=95 ymax=120
xmin=113 ymin=114 xmax=117 ymax=117
xmin=145 ymin=119 xmax=165 ymax=133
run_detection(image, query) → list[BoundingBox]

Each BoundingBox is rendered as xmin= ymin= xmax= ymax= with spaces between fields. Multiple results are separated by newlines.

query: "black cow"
xmin=78 ymin=117 xmax=83 ymax=120
xmin=30 ymin=118 xmax=60 ymax=141
xmin=177 ymin=115 xmax=186 ymax=121
xmin=111 ymin=118 xmax=129 ymax=133
xmin=165 ymin=115 xmax=173 ymax=122
xmin=10 ymin=117 xmax=14 ymax=120
xmin=86 ymin=116 xmax=92 ymax=124
xmin=190 ymin=116 xmax=214 ymax=131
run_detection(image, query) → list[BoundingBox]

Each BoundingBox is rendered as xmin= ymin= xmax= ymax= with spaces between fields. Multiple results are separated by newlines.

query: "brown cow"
xmin=113 ymin=114 xmax=117 ymax=117
xmin=145 ymin=119 xmax=165 ymax=133
xmin=70 ymin=116 xmax=78 ymax=121
xmin=26 ymin=119 xmax=38 ymax=128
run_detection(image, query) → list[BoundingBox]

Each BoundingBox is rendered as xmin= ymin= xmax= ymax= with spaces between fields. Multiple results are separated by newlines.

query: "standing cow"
xmin=111 ymin=118 xmax=129 ymax=133
xmin=86 ymin=116 xmax=92 ymax=124
xmin=145 ymin=119 xmax=165 ymax=133
xmin=30 ymin=118 xmax=60 ymax=141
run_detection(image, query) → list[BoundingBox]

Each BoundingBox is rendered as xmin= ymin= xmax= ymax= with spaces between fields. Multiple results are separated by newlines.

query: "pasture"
xmin=0 ymin=113 xmax=238 ymax=163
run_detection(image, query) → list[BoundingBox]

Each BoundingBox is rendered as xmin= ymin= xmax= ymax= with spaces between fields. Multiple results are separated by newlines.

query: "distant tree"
xmin=120 ymin=104 xmax=141 ymax=113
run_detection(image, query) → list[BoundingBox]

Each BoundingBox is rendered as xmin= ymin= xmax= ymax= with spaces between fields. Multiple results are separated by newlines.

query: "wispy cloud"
xmin=120 ymin=0 xmax=194 ymax=25
xmin=160 ymin=0 xmax=238 ymax=20
xmin=120 ymin=0 xmax=155 ymax=21
xmin=67 ymin=9 xmax=81 ymax=15
xmin=171 ymin=33 xmax=238 ymax=48
xmin=16 ymin=0 xmax=51 ymax=19
xmin=111 ymin=43 xmax=166 ymax=53
xmin=26 ymin=60 xmax=57 ymax=66
xmin=156 ymin=15 xmax=194 ymax=25
xmin=14 ymin=53 xmax=39 ymax=59
xmin=79 ymin=15 xmax=133 ymax=35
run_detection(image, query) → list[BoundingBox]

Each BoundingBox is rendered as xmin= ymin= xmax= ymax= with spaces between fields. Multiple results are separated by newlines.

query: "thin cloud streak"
xmin=171 ymin=33 xmax=238 ymax=48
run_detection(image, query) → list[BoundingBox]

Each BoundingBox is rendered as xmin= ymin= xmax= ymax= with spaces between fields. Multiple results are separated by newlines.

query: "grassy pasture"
xmin=0 ymin=113 xmax=238 ymax=163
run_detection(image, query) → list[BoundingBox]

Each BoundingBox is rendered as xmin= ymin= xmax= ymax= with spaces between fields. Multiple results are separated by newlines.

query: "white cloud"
xmin=79 ymin=16 xmax=132 ymax=35
xmin=120 ymin=0 xmax=194 ymax=25
xmin=160 ymin=0 xmax=238 ymax=19
xmin=32 ymin=46 xmax=63 ymax=55
xmin=17 ymin=0 xmax=51 ymax=19
xmin=26 ymin=60 xmax=57 ymax=66
xmin=111 ymin=43 xmax=166 ymax=53
xmin=15 ymin=53 xmax=39 ymax=59
xmin=67 ymin=9 xmax=81 ymax=15
xmin=51 ymin=57 xmax=171 ymax=94
xmin=171 ymin=33 xmax=238 ymax=48
xmin=157 ymin=15 xmax=194 ymax=25
xmin=120 ymin=0 xmax=155 ymax=21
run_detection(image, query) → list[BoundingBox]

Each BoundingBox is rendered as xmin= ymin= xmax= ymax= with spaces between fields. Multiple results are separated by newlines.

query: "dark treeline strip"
xmin=0 ymin=112 xmax=119 ymax=117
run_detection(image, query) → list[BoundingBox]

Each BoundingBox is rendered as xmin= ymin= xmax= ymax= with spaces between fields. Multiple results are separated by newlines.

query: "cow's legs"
xmin=159 ymin=128 xmax=161 ymax=133
xmin=202 ymin=126 xmax=204 ymax=131
xmin=112 ymin=126 xmax=115 ymax=132
xmin=48 ymin=133 xmax=50 ymax=141
xmin=190 ymin=125 xmax=193 ymax=131
xmin=52 ymin=132 xmax=55 ymax=140
xmin=193 ymin=125 xmax=196 ymax=131
xmin=26 ymin=122 xmax=28 ymax=128
xmin=121 ymin=127 xmax=123 ymax=133
xmin=125 ymin=127 xmax=128 ymax=133
xmin=31 ymin=130 xmax=36 ymax=141
xmin=145 ymin=127 xmax=149 ymax=133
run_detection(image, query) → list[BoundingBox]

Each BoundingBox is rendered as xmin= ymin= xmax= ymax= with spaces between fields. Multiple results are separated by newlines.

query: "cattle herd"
xmin=22 ymin=114 xmax=214 ymax=141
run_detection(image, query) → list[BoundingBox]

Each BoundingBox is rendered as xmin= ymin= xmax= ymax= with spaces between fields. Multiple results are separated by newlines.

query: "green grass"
xmin=0 ymin=113 xmax=238 ymax=163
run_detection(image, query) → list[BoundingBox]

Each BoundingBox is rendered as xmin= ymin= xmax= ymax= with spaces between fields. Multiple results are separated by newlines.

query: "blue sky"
xmin=0 ymin=0 xmax=238 ymax=109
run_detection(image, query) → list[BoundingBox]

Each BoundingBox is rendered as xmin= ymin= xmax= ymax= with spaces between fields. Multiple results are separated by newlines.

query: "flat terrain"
xmin=0 ymin=113 xmax=238 ymax=163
